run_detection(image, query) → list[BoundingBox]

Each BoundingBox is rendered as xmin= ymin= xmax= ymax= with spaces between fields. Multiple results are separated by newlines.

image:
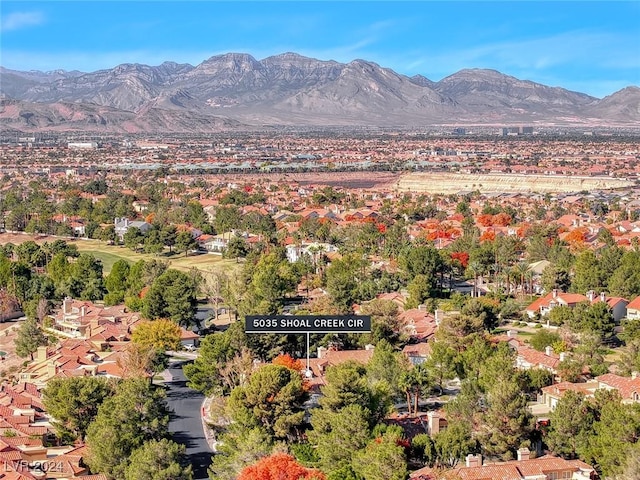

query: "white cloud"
xmin=1 ymin=11 xmax=45 ymax=32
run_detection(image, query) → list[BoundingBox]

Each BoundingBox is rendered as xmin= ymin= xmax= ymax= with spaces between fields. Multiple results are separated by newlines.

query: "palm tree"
xmin=514 ymin=262 xmax=530 ymax=298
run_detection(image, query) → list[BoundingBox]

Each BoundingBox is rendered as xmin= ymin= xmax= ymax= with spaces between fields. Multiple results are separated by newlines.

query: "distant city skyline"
xmin=1 ymin=1 xmax=638 ymax=98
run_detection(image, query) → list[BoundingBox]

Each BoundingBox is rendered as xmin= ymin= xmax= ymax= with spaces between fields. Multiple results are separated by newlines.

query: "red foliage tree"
xmin=492 ymin=212 xmax=512 ymax=226
xmin=272 ymin=353 xmax=304 ymax=372
xmin=479 ymin=230 xmax=496 ymax=242
xmin=450 ymin=251 xmax=470 ymax=268
xmin=477 ymin=214 xmax=494 ymax=227
xmin=239 ymin=453 xmax=326 ymax=480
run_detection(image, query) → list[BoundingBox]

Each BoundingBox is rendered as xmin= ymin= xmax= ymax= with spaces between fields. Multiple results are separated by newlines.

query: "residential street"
xmin=165 ymin=361 xmax=212 ymax=480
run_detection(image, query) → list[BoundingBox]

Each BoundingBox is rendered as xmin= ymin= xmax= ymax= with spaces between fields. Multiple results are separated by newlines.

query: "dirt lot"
xmin=0 ymin=321 xmax=27 ymax=379
xmin=395 ymin=172 xmax=634 ymax=194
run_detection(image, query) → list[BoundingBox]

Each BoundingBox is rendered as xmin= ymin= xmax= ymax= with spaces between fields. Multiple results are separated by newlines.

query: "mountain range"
xmin=1 ymin=52 xmax=638 ymax=132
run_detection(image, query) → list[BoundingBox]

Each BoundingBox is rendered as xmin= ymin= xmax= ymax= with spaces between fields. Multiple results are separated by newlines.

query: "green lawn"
xmin=73 ymin=239 xmax=240 ymax=279
xmin=83 ymin=250 xmax=129 ymax=274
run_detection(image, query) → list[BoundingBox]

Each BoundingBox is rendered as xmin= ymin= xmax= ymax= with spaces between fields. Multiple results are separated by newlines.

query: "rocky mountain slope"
xmin=1 ymin=52 xmax=638 ymax=131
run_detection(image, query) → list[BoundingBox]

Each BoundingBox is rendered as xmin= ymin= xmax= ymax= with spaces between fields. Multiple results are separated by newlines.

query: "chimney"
xmin=560 ymin=352 xmax=567 ymax=362
xmin=317 ymin=346 xmax=327 ymax=359
xmin=600 ymin=292 xmax=606 ymax=302
xmin=47 ymin=363 xmax=57 ymax=379
xmin=81 ymin=306 xmax=86 ymax=317
xmin=36 ymin=346 xmax=48 ymax=363
xmin=517 ymin=447 xmax=531 ymax=461
xmin=507 ymin=330 xmax=516 ymax=338
xmin=465 ymin=453 xmax=482 ymax=468
xmin=434 ymin=309 xmax=443 ymax=325
xmin=587 ymin=290 xmax=596 ymax=302
xmin=418 ymin=304 xmax=427 ymax=311
xmin=545 ymin=346 xmax=553 ymax=356
xmin=552 ymin=289 xmax=558 ymax=298
xmin=364 ymin=344 xmax=375 ymax=351
xmin=632 ymin=371 xmax=638 ymax=380
xmin=427 ymin=411 xmax=441 ymax=435
xmin=63 ymin=297 xmax=73 ymax=315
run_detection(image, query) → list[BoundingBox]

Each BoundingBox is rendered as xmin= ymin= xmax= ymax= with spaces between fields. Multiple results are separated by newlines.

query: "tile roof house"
xmin=410 ymin=450 xmax=596 ymax=480
xmin=584 ymin=290 xmax=628 ymax=324
xmin=306 ymin=345 xmax=375 ymax=391
xmin=540 ymin=381 xmax=599 ymax=410
xmin=525 ymin=290 xmax=588 ymax=318
xmin=47 ymin=297 xmax=139 ymax=341
xmin=626 ymin=295 xmax=640 ymax=320
xmin=515 ymin=345 xmax=564 ymax=374
xmin=595 ymin=373 xmax=640 ymax=403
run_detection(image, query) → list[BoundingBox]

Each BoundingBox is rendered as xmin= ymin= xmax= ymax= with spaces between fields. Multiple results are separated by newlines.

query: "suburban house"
xmin=541 ymin=373 xmax=640 ymax=409
xmin=402 ymin=342 xmax=432 ymax=366
xmin=526 ymin=290 xmax=589 ymax=318
xmin=285 ymin=242 xmax=338 ymax=264
xmin=515 ymin=345 xmax=564 ymax=374
xmin=595 ymin=373 xmax=640 ymax=403
xmin=585 ymin=290 xmax=628 ymax=324
xmin=47 ymin=297 xmax=140 ymax=341
xmin=0 ymin=382 xmax=104 ymax=478
xmin=526 ymin=289 xmax=627 ymax=322
xmin=179 ymin=327 xmax=200 ymax=349
xmin=400 ymin=307 xmax=438 ymax=341
xmin=114 ymin=217 xmax=152 ymax=241
xmin=626 ymin=296 xmax=640 ymax=320
xmin=410 ymin=450 xmax=596 ymax=480
xmin=541 ymin=381 xmax=600 ymax=410
xmin=306 ymin=345 xmax=375 ymax=391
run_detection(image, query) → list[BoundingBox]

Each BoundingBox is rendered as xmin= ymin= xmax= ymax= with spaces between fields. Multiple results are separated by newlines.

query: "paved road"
xmin=165 ymin=361 xmax=212 ymax=480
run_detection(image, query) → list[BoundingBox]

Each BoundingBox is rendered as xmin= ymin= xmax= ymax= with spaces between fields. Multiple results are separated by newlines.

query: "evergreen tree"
xmin=15 ymin=316 xmax=48 ymax=360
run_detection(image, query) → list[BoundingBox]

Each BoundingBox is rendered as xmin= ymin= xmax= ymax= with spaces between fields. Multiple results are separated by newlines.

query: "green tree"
xmin=175 ymin=230 xmax=197 ymax=257
xmin=405 ymin=274 xmax=432 ymax=310
xmin=43 ymin=377 xmax=115 ymax=442
xmin=324 ymin=254 xmax=368 ymax=313
xmin=125 ymin=439 xmax=193 ymax=480
xmin=546 ymin=390 xmax=593 ymax=458
xmin=308 ymin=404 xmax=371 ymax=475
xmin=366 ymin=339 xmax=407 ymax=397
xmin=15 ymin=317 xmax=48 ymax=360
xmin=572 ymin=250 xmax=604 ymax=294
xmin=359 ymin=300 xmax=405 ymax=346
xmin=351 ymin=429 xmax=408 ymax=480
xmin=124 ymin=226 xmax=145 ymax=252
xmin=529 ymin=329 xmax=562 ymax=352
xmin=434 ymin=421 xmax=476 ymax=468
xmin=224 ymin=236 xmax=249 ymax=261
xmin=184 ymin=322 xmax=247 ymax=395
xmin=398 ymin=245 xmax=442 ymax=286
xmin=142 ymin=269 xmax=198 ymax=327
xmin=160 ymin=225 xmax=177 ymax=253
xmin=85 ymin=378 xmax=170 ymax=478
xmin=580 ymin=391 xmax=640 ymax=477
xmin=479 ymin=378 xmax=533 ymax=460
xmin=144 ymin=229 xmax=165 ymax=256
xmin=208 ymin=425 xmax=274 ymax=480
xmin=241 ymin=252 xmax=298 ymax=315
xmin=318 ymin=361 xmax=387 ymax=422
xmin=227 ymin=364 xmax=307 ymax=439
xmin=425 ymin=341 xmax=457 ymax=394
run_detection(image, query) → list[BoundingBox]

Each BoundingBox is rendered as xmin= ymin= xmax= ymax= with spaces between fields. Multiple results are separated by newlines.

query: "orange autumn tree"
xmin=239 ymin=453 xmax=326 ymax=480
xmin=272 ymin=353 xmax=304 ymax=372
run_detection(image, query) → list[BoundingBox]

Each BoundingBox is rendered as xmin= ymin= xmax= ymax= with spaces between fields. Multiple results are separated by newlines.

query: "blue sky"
xmin=1 ymin=1 xmax=638 ymax=98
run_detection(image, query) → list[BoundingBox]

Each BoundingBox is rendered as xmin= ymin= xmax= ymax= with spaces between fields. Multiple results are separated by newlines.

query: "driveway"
xmin=165 ymin=361 xmax=212 ymax=480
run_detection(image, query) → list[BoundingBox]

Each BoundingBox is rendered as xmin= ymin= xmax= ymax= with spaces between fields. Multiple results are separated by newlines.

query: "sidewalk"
xmin=201 ymin=396 xmax=218 ymax=452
